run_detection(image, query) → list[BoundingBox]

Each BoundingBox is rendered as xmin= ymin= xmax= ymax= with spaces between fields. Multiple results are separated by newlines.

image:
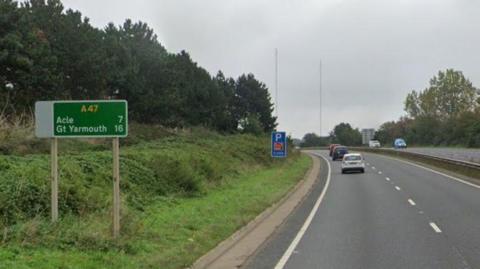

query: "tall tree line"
xmin=300 ymin=69 xmax=480 ymax=148
xmin=300 ymin=123 xmax=362 ymax=147
xmin=376 ymin=69 xmax=480 ymax=147
xmin=0 ymin=0 xmax=277 ymax=133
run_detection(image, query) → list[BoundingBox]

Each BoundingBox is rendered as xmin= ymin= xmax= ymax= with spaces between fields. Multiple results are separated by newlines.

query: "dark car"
xmin=332 ymin=146 xmax=348 ymax=161
xmin=329 ymin=144 xmax=340 ymax=157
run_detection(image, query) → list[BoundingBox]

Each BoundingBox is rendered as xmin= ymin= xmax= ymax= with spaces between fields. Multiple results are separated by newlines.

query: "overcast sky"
xmin=62 ymin=0 xmax=480 ymax=138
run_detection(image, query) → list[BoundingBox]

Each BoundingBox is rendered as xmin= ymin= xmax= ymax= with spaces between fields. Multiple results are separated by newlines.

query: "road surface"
xmin=403 ymin=147 xmax=480 ymax=164
xmin=246 ymin=151 xmax=480 ymax=269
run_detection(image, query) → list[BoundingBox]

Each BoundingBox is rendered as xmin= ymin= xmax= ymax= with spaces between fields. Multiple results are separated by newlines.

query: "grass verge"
xmin=0 ymin=133 xmax=310 ymax=268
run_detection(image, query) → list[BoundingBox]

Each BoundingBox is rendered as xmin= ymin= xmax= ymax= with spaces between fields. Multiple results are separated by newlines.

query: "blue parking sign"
xmin=271 ymin=131 xmax=287 ymax=158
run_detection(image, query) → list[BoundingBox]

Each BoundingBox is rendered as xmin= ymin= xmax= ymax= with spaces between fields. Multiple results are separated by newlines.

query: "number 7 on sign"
xmin=118 ymin=116 xmax=123 ymax=123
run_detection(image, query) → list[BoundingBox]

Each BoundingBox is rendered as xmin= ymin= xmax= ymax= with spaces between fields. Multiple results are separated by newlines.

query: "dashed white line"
xmin=395 ymin=186 xmax=401 ymax=191
xmin=366 ymin=163 xmax=370 ymax=166
xmin=429 ymin=222 xmax=442 ymax=233
xmin=408 ymin=199 xmax=416 ymax=206
xmin=378 ymin=171 xmax=382 ymax=175
xmin=371 ymin=166 xmax=376 ymax=170
xmin=372 ymin=155 xmax=480 ymax=190
xmin=274 ymin=154 xmax=332 ymax=269
xmin=385 ymin=177 xmax=390 ymax=181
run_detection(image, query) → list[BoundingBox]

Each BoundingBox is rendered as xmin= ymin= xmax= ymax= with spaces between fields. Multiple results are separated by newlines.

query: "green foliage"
xmin=0 ymin=156 xmax=50 ymax=225
xmin=330 ymin=123 xmax=362 ymax=146
xmin=0 ymin=0 xmax=276 ymax=133
xmin=239 ymin=113 xmax=264 ymax=135
xmin=405 ymin=69 xmax=479 ymax=119
xmin=300 ymin=133 xmax=331 ymax=147
xmin=0 ymin=0 xmax=62 ymax=111
xmin=235 ymin=74 xmax=277 ymax=133
xmin=466 ymin=119 xmax=480 ymax=147
xmin=301 ymin=124 xmax=360 ymax=147
xmin=0 ymin=154 xmax=308 ymax=269
xmin=0 ymin=131 xmax=275 ymax=231
xmin=0 ymin=129 xmax=308 ymax=269
xmin=377 ymin=69 xmax=480 ymax=147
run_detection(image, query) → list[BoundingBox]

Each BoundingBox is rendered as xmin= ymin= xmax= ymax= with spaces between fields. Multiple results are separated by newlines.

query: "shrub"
xmin=0 ymin=131 xmax=278 ymax=236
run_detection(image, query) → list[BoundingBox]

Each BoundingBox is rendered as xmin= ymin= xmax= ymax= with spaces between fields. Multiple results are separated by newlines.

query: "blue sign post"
xmin=271 ymin=131 xmax=287 ymax=158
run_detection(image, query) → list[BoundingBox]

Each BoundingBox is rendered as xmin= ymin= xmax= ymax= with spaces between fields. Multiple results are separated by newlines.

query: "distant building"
xmin=361 ymin=128 xmax=375 ymax=145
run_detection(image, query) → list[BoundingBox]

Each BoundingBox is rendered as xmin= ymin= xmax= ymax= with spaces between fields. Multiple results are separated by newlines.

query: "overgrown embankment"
xmin=0 ymin=127 xmax=310 ymax=268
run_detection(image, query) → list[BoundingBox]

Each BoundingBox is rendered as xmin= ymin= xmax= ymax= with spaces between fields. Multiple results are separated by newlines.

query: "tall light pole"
xmin=275 ymin=48 xmax=279 ymax=119
xmin=319 ymin=60 xmax=322 ymax=137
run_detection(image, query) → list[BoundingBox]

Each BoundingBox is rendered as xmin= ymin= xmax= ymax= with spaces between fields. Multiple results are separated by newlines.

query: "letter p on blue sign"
xmin=271 ymin=131 xmax=287 ymax=158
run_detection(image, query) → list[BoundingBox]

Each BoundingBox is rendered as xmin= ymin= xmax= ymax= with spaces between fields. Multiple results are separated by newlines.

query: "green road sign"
xmin=35 ymin=100 xmax=128 ymax=138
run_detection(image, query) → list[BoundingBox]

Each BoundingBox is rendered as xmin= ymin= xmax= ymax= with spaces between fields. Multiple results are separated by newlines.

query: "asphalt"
xmin=403 ymin=147 xmax=480 ymax=164
xmin=243 ymin=152 xmax=329 ymax=269
xmin=245 ymin=150 xmax=480 ymax=269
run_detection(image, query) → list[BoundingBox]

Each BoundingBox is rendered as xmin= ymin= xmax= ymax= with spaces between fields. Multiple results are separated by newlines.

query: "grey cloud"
xmin=62 ymin=0 xmax=480 ymax=138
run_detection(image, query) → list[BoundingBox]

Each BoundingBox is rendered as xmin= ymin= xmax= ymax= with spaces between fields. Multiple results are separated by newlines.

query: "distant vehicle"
xmin=332 ymin=146 xmax=348 ymax=161
xmin=341 ymin=153 xmax=365 ymax=173
xmin=329 ymin=144 xmax=340 ymax=157
xmin=369 ymin=140 xmax=381 ymax=148
xmin=394 ymin=138 xmax=407 ymax=149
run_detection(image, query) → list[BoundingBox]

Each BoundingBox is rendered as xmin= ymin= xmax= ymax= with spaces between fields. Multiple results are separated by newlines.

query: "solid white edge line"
xmin=274 ymin=153 xmax=332 ymax=269
xmin=429 ymin=222 xmax=442 ymax=233
xmin=395 ymin=186 xmax=401 ymax=191
xmin=376 ymin=155 xmax=480 ymax=190
xmin=408 ymin=199 xmax=416 ymax=206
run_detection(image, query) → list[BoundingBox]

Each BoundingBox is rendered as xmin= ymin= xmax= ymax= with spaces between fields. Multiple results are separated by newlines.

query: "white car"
xmin=368 ymin=140 xmax=381 ymax=148
xmin=341 ymin=153 xmax=365 ymax=174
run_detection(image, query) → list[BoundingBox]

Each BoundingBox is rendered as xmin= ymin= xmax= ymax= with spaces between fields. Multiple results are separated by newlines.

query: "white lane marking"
xmin=378 ymin=171 xmax=382 ymax=175
xmin=385 ymin=177 xmax=390 ymax=181
xmin=372 ymin=166 xmax=376 ymax=170
xmin=395 ymin=186 xmax=401 ymax=191
xmin=372 ymin=155 xmax=480 ymax=190
xmin=366 ymin=163 xmax=370 ymax=166
xmin=274 ymin=154 xmax=332 ymax=269
xmin=408 ymin=199 xmax=416 ymax=206
xmin=429 ymin=222 xmax=442 ymax=233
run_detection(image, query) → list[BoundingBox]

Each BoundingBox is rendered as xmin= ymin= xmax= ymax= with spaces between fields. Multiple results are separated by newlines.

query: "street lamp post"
xmin=319 ymin=61 xmax=322 ymax=137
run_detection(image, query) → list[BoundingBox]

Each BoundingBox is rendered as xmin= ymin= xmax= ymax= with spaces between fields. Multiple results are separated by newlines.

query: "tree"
xmin=300 ymin=133 xmax=330 ymax=147
xmin=375 ymin=117 xmax=415 ymax=146
xmin=212 ymin=71 xmax=237 ymax=132
xmin=405 ymin=69 xmax=479 ymax=119
xmin=103 ymin=19 xmax=170 ymax=123
xmin=239 ymin=113 xmax=263 ymax=135
xmin=0 ymin=0 xmax=277 ymax=134
xmin=234 ymin=74 xmax=277 ymax=133
xmin=330 ymin=123 xmax=362 ymax=146
xmin=23 ymin=0 xmax=109 ymax=100
xmin=0 ymin=0 xmax=63 ymax=115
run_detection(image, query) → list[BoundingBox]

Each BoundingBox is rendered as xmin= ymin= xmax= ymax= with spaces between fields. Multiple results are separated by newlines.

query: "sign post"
xmin=112 ymin=137 xmax=120 ymax=238
xmin=271 ymin=131 xmax=287 ymax=158
xmin=51 ymin=137 xmax=58 ymax=222
xmin=35 ymin=100 xmax=127 ymax=238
